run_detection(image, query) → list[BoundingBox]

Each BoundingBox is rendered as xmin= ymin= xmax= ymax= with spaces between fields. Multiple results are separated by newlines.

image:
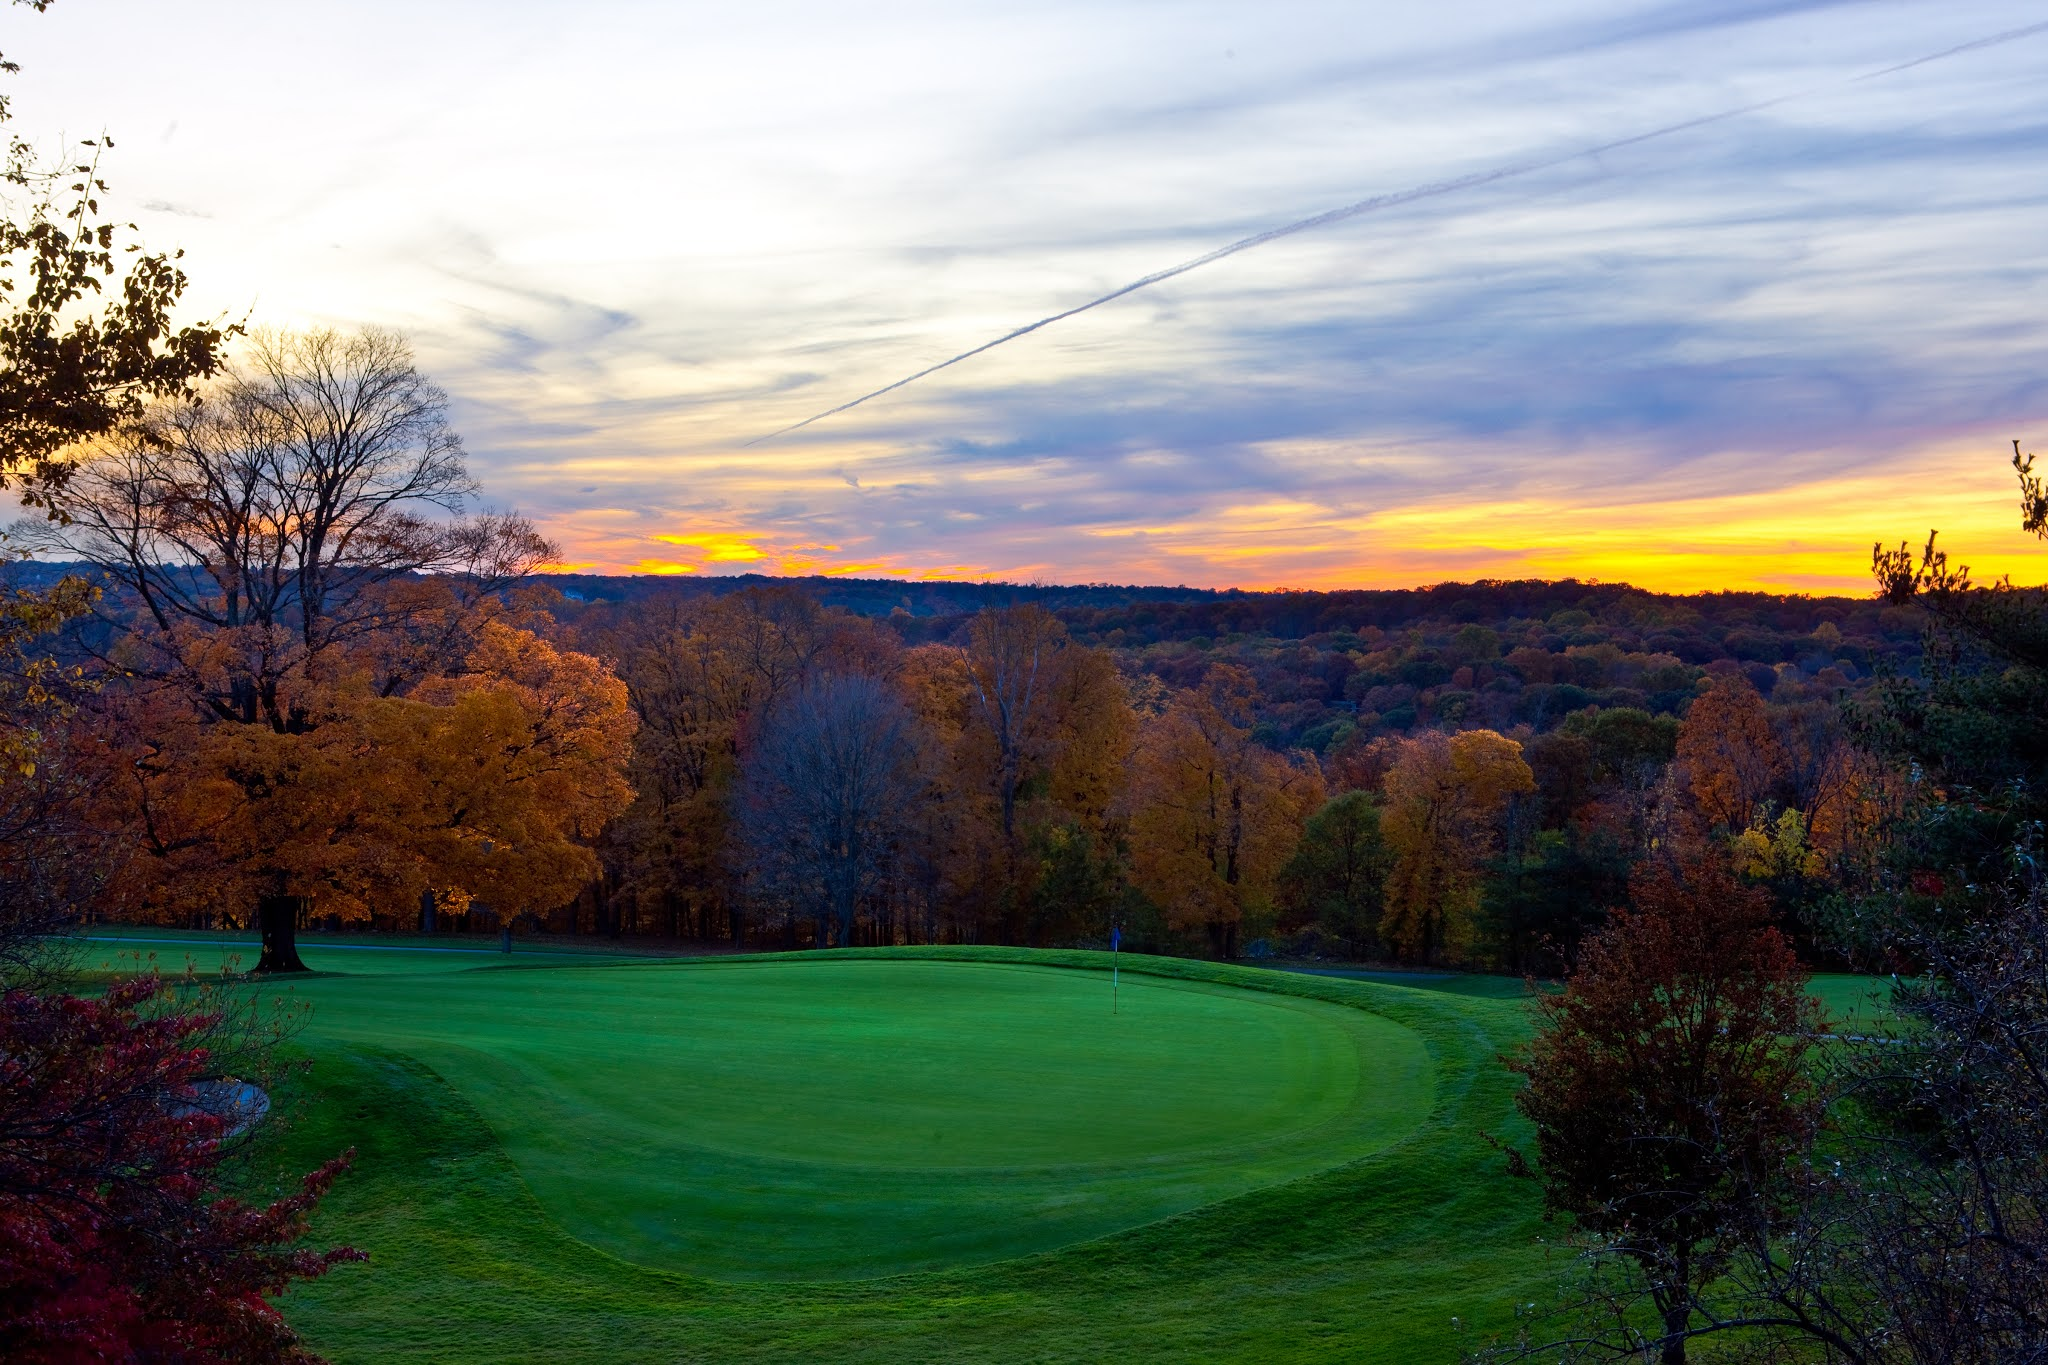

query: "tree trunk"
xmin=1661 ymin=1309 xmax=1688 ymax=1364
xmin=419 ymin=888 xmax=437 ymax=935
xmin=834 ymin=883 xmax=856 ymax=949
xmin=1659 ymin=1274 xmax=1691 ymax=1364
xmin=255 ymin=894 xmax=310 ymax=973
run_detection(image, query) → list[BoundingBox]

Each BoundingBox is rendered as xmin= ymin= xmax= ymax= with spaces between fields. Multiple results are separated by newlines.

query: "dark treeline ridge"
xmin=547 ymin=570 xmax=1916 ymax=752
xmin=543 ymin=570 xmax=1225 ymax=618
xmin=546 ymin=570 xmax=1906 ymax=648
xmin=34 ymin=563 xmax=1915 ymax=760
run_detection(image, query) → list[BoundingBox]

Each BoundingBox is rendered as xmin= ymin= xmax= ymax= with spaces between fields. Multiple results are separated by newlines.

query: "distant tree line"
xmin=463 ymin=565 xmax=1889 ymax=973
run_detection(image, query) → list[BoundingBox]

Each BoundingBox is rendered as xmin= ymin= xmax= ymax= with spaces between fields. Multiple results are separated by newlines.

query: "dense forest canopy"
xmin=553 ymin=571 xmax=1916 ymax=748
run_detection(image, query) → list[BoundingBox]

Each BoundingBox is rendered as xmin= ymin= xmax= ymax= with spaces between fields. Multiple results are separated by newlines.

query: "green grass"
xmin=1276 ymin=965 xmax=1543 ymax=1000
xmin=164 ymin=941 xmax=1892 ymax=1361
xmin=70 ymin=926 xmax=659 ymax=976
xmin=275 ymin=957 xmax=1433 ymax=1281
xmin=243 ymin=946 xmax=1550 ymax=1361
xmin=1284 ymin=965 xmax=1899 ymax=1022
xmin=1806 ymin=972 xmax=1899 ymax=1030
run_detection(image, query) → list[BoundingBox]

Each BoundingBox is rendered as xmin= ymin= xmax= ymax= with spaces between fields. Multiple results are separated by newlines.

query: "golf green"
xmin=282 ymin=956 xmax=1434 ymax=1281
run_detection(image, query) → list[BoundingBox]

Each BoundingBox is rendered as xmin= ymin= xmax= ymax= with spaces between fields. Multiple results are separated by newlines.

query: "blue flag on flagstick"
xmin=1111 ymin=925 xmax=1120 ymax=950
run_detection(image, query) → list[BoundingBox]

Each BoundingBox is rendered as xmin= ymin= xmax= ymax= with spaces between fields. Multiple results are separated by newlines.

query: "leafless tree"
xmin=959 ymin=604 xmax=1064 ymax=843
xmin=739 ymin=673 xmax=924 ymax=948
xmin=25 ymin=326 xmax=553 ymax=729
xmin=579 ymin=586 xmax=897 ymax=944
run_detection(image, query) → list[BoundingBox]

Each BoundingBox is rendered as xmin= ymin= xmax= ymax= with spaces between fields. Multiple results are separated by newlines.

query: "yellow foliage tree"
xmin=102 ymin=623 xmax=635 ymax=968
xmin=1127 ymin=675 xmax=1323 ymax=957
xmin=1732 ymin=806 xmax=1823 ymax=882
xmin=902 ymin=613 xmax=1135 ymax=943
xmin=1039 ymin=644 xmax=1134 ymax=832
xmin=397 ymin=622 xmax=637 ymax=909
xmin=1379 ymin=729 xmax=1535 ymax=964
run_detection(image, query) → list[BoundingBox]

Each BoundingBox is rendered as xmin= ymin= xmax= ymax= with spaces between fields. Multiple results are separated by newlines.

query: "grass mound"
xmin=245 ymin=945 xmax=1550 ymax=1360
xmin=280 ymin=956 xmax=1432 ymax=1279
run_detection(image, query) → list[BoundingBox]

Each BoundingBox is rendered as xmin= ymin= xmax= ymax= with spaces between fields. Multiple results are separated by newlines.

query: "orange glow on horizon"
xmin=651 ymin=532 xmax=774 ymax=563
xmin=533 ymin=442 xmax=2048 ymax=597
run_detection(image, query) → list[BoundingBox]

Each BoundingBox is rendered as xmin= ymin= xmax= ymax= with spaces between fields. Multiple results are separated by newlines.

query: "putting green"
xmin=285 ymin=956 xmax=1433 ymax=1281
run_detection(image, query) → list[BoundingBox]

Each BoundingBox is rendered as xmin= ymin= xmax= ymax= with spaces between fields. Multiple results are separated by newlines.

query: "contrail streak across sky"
xmin=749 ymin=18 xmax=2048 ymax=446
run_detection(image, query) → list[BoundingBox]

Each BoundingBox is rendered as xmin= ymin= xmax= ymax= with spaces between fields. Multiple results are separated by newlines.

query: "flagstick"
xmin=1112 ymin=922 xmax=1120 ymax=1016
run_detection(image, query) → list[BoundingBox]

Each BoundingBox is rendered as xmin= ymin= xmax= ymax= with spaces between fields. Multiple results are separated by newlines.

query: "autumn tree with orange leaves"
xmin=1126 ymin=666 xmax=1322 ymax=957
xmin=90 ymin=621 xmax=635 ymax=967
xmin=902 ymin=606 xmax=1134 ymax=945
xmin=1674 ymin=674 xmax=1784 ymax=835
xmin=1379 ymin=728 xmax=1533 ymax=964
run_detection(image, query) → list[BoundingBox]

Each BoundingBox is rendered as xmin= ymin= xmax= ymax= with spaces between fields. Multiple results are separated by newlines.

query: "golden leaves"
xmin=98 ymin=623 xmax=637 ymax=927
xmin=1125 ymin=684 xmax=1323 ymax=946
xmin=1379 ymin=729 xmax=1535 ymax=963
xmin=1676 ymin=675 xmax=1784 ymax=833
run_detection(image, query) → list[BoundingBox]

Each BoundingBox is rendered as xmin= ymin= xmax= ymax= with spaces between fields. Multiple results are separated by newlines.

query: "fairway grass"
xmin=251 ymin=947 xmax=1562 ymax=1362
xmin=72 ymin=925 xmax=660 ymax=976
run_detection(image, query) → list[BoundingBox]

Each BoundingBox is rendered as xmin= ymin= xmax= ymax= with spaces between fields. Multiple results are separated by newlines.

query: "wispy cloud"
xmin=752 ymin=15 xmax=2048 ymax=445
xmin=14 ymin=0 xmax=2048 ymax=589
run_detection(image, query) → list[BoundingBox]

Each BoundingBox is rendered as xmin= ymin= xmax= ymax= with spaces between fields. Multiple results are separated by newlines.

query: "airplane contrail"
xmin=748 ymin=19 xmax=2048 ymax=447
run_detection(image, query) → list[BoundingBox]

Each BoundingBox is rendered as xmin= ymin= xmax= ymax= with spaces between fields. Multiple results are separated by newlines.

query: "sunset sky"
xmin=12 ymin=0 xmax=2048 ymax=592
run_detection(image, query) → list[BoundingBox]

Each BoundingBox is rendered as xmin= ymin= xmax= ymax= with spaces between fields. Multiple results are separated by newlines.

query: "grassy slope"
xmin=266 ymin=948 xmax=1557 ymax=1362
xmin=1284 ymin=965 xmax=1895 ymax=1023
xmin=74 ymin=926 xmax=657 ymax=976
